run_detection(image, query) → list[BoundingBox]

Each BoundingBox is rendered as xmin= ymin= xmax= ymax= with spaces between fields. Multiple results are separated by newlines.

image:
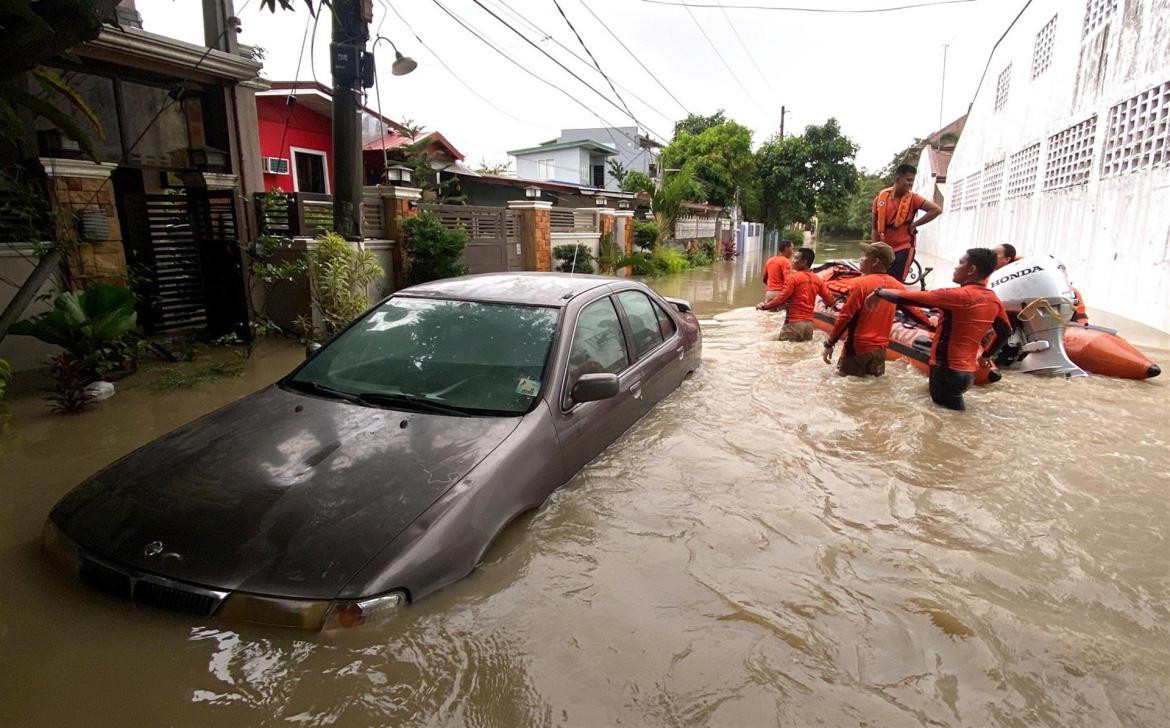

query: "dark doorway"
xmin=592 ymin=164 xmax=604 ymax=188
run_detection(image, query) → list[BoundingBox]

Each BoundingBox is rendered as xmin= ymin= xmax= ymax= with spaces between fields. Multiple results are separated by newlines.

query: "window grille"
xmin=963 ymin=171 xmax=982 ymax=210
xmin=1044 ymin=116 xmax=1097 ymax=190
xmin=1083 ymin=0 xmax=1117 ymax=37
xmin=1032 ymin=15 xmax=1057 ymax=79
xmin=950 ymin=177 xmax=964 ymax=210
xmin=1006 ymin=143 xmax=1041 ymax=199
xmin=982 ymin=159 xmax=1005 ymax=206
xmin=995 ymin=65 xmax=1012 ymax=111
xmin=1100 ymin=80 xmax=1170 ymax=178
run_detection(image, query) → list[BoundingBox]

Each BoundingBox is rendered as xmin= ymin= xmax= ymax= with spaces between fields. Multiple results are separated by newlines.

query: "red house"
xmin=255 ymin=81 xmax=467 ymax=193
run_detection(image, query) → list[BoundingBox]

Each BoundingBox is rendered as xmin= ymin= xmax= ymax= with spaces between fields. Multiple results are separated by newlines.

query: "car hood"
xmin=51 ymin=386 xmax=520 ymax=598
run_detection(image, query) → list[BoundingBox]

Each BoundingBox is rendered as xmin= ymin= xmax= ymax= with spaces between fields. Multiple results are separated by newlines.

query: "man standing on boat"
xmin=757 ymin=247 xmax=836 ymax=341
xmin=761 ymin=239 xmax=794 ymax=304
xmin=872 ymin=164 xmax=942 ymax=281
xmin=867 ymin=248 xmax=1012 ymax=411
xmin=822 ymin=242 xmax=932 ymax=376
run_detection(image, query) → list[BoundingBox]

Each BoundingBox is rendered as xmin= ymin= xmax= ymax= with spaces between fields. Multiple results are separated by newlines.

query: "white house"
xmin=507 ymin=139 xmax=617 ymax=187
xmin=928 ymin=0 xmax=1170 ymax=333
xmin=556 ymin=127 xmax=662 ymax=190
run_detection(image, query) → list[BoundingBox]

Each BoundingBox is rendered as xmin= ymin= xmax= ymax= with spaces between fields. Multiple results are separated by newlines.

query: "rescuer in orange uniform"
xmin=761 ymin=239 xmax=794 ymax=304
xmin=872 ymin=164 xmax=942 ymax=281
xmin=756 ymin=247 xmax=836 ymax=341
xmin=822 ymin=242 xmax=932 ymax=377
xmin=869 ymin=248 xmax=1013 ymax=411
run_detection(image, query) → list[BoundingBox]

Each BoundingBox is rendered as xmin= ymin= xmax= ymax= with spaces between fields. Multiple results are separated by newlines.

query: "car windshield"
xmin=288 ymin=297 xmax=560 ymax=415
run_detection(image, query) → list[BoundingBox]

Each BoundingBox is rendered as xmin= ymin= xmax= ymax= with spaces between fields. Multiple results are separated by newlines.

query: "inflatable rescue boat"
xmin=812 ymin=257 xmax=1160 ymax=382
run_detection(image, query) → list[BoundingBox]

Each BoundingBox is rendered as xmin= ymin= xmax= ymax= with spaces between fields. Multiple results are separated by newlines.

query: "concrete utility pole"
xmin=331 ymin=0 xmax=373 ymax=238
xmin=937 ymin=43 xmax=949 ymax=149
xmin=780 ymin=105 xmax=786 ymax=139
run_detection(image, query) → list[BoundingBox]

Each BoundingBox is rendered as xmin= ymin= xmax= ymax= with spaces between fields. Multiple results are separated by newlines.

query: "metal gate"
xmin=123 ymin=190 xmax=248 ymax=337
xmin=416 ymin=204 xmax=522 ymax=274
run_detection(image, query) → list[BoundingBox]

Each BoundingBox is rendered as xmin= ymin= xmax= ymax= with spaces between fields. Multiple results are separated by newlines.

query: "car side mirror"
xmin=570 ymin=373 xmax=619 ymax=404
xmin=305 ymin=342 xmax=322 ymax=359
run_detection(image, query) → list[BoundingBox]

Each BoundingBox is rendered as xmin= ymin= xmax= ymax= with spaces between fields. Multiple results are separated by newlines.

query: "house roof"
xmin=926 ymin=147 xmax=954 ymax=178
xmin=362 ymin=130 xmax=465 ymax=161
xmin=258 ymin=81 xmax=409 ymax=133
xmin=682 ymin=201 xmax=725 ymax=214
xmin=507 ymin=139 xmax=618 ymax=157
xmin=921 ymin=115 xmax=967 ymax=149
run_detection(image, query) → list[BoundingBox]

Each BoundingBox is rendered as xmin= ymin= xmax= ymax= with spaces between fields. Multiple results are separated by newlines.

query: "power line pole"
xmin=331 ymin=0 xmax=373 ymax=238
xmin=937 ymin=43 xmax=949 ymax=149
xmin=780 ymin=105 xmax=786 ymax=139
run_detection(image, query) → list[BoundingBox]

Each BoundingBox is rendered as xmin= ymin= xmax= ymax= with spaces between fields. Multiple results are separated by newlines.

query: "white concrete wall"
xmin=512 ymin=147 xmax=589 ymax=185
xmin=912 ymin=146 xmax=946 ymax=255
xmin=926 ymin=0 xmax=1170 ymax=332
xmin=551 ymin=232 xmax=602 ymax=265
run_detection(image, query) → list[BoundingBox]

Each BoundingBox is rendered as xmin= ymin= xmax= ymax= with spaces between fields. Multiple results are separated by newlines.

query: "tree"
xmin=606 ymin=158 xmax=628 ymax=187
xmin=818 ymin=172 xmax=886 ymax=240
xmin=651 ymin=169 xmax=703 ymax=245
xmin=756 ymin=118 xmax=859 ymax=228
xmin=661 ymin=120 xmax=754 ymax=208
xmin=673 ymin=110 xmax=727 ymax=139
xmin=474 ymin=158 xmax=510 ymax=175
xmin=620 ymin=171 xmax=654 ymax=195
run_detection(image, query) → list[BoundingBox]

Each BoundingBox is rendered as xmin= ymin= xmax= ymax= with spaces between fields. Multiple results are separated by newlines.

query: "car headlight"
xmin=217 ymin=590 xmax=406 ymax=630
xmin=42 ymin=518 xmax=80 ymax=575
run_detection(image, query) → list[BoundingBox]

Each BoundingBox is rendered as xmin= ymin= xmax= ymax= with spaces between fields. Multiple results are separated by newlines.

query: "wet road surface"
xmin=2 ymin=243 xmax=1168 ymax=726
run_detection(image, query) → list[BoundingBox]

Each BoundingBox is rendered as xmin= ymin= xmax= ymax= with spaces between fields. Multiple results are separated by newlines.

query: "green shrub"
xmin=781 ymin=227 xmax=804 ymax=247
xmin=402 ymin=210 xmax=470 ymax=285
xmin=651 ymin=246 xmax=690 ymax=275
xmin=553 ymin=244 xmax=595 ymax=274
xmin=699 ymin=237 xmax=717 ymax=258
xmin=619 ymin=251 xmax=660 ymax=277
xmin=305 ymin=232 xmax=383 ymax=336
xmin=685 ymin=247 xmax=713 ymax=267
xmin=632 ymin=220 xmax=659 ymax=250
xmin=597 ymin=232 xmax=624 ymax=274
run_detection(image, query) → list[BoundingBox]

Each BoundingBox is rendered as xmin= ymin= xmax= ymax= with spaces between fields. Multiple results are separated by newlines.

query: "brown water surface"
xmin=2 ymin=244 xmax=1169 ymax=726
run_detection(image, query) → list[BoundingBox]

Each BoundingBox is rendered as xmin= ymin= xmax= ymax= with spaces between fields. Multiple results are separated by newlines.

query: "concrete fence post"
xmin=39 ymin=158 xmax=127 ymax=289
xmin=382 ymin=186 xmax=422 ymax=291
xmin=507 ymin=200 xmax=553 ymax=272
xmin=612 ymin=210 xmax=634 ymax=277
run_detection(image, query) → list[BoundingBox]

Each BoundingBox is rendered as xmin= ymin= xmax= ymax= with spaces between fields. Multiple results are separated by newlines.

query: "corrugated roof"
xmin=507 ymin=139 xmax=618 ymax=156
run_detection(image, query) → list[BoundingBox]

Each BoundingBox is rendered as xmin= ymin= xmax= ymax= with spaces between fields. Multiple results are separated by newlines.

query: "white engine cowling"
xmin=987 ymin=255 xmax=1085 ymax=377
xmin=987 ymin=255 xmax=1075 ymax=313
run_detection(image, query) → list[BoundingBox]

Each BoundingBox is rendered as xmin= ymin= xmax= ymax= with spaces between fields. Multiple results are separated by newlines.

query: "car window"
xmin=289 ymin=298 xmax=559 ymax=415
xmin=616 ymin=291 xmax=665 ymax=359
xmin=564 ymin=297 xmax=629 ymax=406
xmin=651 ymin=299 xmax=677 ymax=339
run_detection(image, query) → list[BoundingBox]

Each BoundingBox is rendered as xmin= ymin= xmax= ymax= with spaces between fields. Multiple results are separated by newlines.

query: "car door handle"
xmin=629 ymin=381 xmax=643 ymax=399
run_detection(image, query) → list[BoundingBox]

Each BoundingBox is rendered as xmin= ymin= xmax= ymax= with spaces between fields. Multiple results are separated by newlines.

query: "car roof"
xmin=396 ymin=272 xmax=632 ymax=307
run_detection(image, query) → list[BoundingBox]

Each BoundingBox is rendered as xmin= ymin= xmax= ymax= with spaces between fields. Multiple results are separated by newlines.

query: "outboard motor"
xmin=988 ymin=256 xmax=1086 ymax=377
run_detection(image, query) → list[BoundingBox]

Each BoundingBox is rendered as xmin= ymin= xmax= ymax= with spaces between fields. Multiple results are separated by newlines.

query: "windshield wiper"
xmin=353 ymin=392 xmax=474 ymax=417
xmin=283 ymin=379 xmax=365 ymax=405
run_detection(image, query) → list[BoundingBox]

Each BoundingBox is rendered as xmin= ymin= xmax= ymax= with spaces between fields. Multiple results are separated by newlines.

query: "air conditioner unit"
xmin=262 ymin=156 xmax=289 ymax=175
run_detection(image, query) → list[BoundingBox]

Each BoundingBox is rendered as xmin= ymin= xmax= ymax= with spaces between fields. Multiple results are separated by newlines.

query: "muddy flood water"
xmin=2 ymin=242 xmax=1169 ymax=727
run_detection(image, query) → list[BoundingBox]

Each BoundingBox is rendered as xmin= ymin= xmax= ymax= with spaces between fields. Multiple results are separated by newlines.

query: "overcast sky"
xmin=136 ymin=0 xmax=1024 ymax=172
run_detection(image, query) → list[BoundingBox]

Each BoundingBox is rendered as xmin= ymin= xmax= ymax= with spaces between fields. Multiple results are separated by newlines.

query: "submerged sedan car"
xmin=44 ymin=273 xmax=701 ymax=629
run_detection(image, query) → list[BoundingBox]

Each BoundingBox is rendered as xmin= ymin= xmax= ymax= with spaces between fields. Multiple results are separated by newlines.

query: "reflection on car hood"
xmin=51 ymin=386 xmax=520 ymax=598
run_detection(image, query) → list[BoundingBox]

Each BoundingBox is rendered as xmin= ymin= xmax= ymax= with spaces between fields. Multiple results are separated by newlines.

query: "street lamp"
xmin=525 ymin=186 xmax=541 ymax=198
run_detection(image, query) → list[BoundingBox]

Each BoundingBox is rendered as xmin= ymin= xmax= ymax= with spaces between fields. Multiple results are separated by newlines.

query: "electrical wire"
xmin=430 ymin=0 xmax=636 ymax=143
xmin=275 ymin=10 xmax=315 ymax=167
xmin=467 ymin=0 xmax=669 ymax=142
xmin=551 ymin=0 xmax=638 ymax=128
xmin=643 ymin=0 xmax=975 ymax=12
xmin=577 ymin=0 xmax=693 ymax=118
xmin=380 ymin=0 xmax=548 ymax=130
xmin=679 ymin=1 xmax=766 ymax=112
xmin=715 ymin=0 xmax=779 ymax=99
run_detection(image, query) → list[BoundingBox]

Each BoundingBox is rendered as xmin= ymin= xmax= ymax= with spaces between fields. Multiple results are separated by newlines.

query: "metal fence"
xmin=674 ymin=215 xmax=718 ymax=239
xmin=550 ymin=208 xmax=598 ymax=233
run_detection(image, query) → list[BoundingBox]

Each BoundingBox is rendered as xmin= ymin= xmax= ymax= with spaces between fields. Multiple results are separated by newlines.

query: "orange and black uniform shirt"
xmin=760 ymin=269 xmax=836 ymax=321
xmin=827 ymin=274 xmax=931 ymax=355
xmin=762 ymin=255 xmax=792 ymax=291
xmin=872 ymin=189 xmax=926 ymax=252
xmin=895 ymin=284 xmax=1012 ymax=373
